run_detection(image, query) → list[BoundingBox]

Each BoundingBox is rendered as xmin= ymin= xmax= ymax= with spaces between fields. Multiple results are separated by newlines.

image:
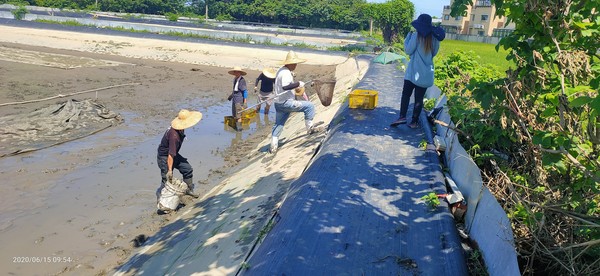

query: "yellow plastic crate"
xmin=241 ymin=109 xmax=256 ymax=119
xmin=349 ymin=89 xmax=378 ymax=109
xmin=224 ymin=116 xmax=250 ymax=128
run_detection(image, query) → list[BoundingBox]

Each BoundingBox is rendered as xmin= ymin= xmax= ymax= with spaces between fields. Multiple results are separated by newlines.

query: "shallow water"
xmin=0 ymin=98 xmax=275 ymax=275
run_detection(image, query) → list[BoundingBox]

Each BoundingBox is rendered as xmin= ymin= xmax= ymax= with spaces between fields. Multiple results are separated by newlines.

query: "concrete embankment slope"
xmin=243 ymin=62 xmax=468 ymax=275
xmin=0 ymin=23 xmax=349 ymax=70
xmin=0 ymin=4 xmax=363 ymax=49
xmin=113 ymin=56 xmax=370 ymax=275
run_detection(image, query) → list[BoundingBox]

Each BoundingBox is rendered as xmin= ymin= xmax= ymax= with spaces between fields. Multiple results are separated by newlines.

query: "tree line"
xmin=2 ymin=0 xmax=414 ymax=42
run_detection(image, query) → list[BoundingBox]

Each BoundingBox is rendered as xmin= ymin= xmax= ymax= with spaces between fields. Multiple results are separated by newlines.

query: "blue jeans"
xmin=272 ymin=99 xmax=316 ymax=137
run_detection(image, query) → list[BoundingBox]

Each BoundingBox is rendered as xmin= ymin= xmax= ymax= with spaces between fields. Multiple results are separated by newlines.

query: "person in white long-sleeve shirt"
xmin=269 ymin=50 xmax=320 ymax=153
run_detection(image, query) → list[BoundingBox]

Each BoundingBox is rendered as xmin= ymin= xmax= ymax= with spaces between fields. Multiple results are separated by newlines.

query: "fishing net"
xmin=312 ymin=79 xmax=337 ymax=107
xmin=0 ymin=99 xmax=122 ymax=157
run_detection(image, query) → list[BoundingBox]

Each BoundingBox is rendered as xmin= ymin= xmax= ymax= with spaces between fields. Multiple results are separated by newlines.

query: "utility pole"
xmin=205 ymin=1 xmax=208 ymax=20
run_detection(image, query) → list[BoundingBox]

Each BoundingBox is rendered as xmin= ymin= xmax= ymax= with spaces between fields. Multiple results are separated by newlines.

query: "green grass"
xmin=438 ymin=39 xmax=512 ymax=71
xmin=38 ymin=19 xmax=87 ymax=26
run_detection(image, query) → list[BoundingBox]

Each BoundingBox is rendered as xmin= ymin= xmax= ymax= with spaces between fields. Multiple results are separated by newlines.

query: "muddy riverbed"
xmin=0 ymin=41 xmax=337 ymax=275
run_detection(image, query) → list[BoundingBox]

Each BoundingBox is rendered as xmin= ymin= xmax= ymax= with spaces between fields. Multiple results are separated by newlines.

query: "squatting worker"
xmin=269 ymin=50 xmax=321 ymax=154
xmin=390 ymin=14 xmax=445 ymax=129
xmin=227 ymin=66 xmax=248 ymax=131
xmin=157 ymin=109 xmax=202 ymax=198
xmin=254 ymin=67 xmax=276 ymax=114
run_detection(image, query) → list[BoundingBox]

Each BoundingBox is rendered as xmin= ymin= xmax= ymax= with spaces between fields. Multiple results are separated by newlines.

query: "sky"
xmin=367 ymin=0 xmax=450 ymax=19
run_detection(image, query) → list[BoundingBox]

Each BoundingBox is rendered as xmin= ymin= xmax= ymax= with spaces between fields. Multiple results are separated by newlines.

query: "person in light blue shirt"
xmin=391 ymin=14 xmax=445 ymax=128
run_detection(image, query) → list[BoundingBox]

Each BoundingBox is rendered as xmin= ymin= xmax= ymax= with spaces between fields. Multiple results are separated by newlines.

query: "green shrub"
xmin=215 ymin=14 xmax=234 ymax=22
xmin=327 ymin=44 xmax=366 ymax=53
xmin=164 ymin=12 xmax=178 ymax=22
xmin=424 ymin=98 xmax=436 ymax=111
xmin=11 ymin=5 xmax=27 ymax=20
xmin=446 ymin=1 xmax=599 ymax=273
xmin=420 ymin=192 xmax=440 ymax=209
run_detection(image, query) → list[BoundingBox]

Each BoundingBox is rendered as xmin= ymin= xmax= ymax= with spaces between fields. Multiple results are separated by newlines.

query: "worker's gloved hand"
xmin=227 ymin=95 xmax=233 ymax=101
xmin=298 ymin=81 xmax=305 ymax=88
xmin=254 ymin=87 xmax=258 ymax=93
xmin=166 ymin=171 xmax=173 ymax=182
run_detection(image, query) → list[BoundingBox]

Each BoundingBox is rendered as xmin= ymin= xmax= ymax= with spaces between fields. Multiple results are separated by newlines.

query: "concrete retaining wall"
xmin=0 ymin=4 xmax=362 ymax=49
xmin=445 ymin=33 xmax=501 ymax=45
xmin=427 ymin=87 xmax=520 ymax=276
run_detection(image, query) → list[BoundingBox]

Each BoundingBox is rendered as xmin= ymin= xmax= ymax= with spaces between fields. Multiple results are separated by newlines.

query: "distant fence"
xmin=425 ymin=87 xmax=520 ymax=276
xmin=445 ymin=33 xmax=501 ymax=45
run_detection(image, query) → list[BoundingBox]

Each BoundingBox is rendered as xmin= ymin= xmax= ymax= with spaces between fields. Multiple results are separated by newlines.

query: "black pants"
xmin=157 ymin=154 xmax=193 ymax=185
xmin=399 ymin=79 xmax=427 ymax=124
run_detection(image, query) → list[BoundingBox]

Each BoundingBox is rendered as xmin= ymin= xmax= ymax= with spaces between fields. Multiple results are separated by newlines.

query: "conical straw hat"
xmin=171 ymin=109 xmax=202 ymax=130
xmin=281 ymin=50 xmax=307 ymax=65
xmin=262 ymin=67 xmax=277 ymax=78
xmin=294 ymin=86 xmax=305 ymax=96
xmin=228 ymin=66 xmax=247 ymax=76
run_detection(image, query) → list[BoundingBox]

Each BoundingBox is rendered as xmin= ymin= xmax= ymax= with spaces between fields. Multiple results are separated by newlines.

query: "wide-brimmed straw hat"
xmin=294 ymin=86 xmax=305 ymax=96
xmin=228 ymin=66 xmax=247 ymax=76
xmin=171 ymin=109 xmax=202 ymax=130
xmin=262 ymin=67 xmax=276 ymax=79
xmin=281 ymin=50 xmax=307 ymax=65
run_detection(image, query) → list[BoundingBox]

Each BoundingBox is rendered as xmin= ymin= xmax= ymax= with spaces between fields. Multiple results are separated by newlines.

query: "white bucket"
xmin=157 ymin=177 xmax=189 ymax=212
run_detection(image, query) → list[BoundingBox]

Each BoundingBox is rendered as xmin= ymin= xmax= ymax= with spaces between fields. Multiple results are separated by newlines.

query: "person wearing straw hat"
xmin=254 ymin=67 xmax=276 ymax=114
xmin=157 ymin=109 xmax=203 ymax=198
xmin=390 ymin=13 xmax=445 ymax=129
xmin=227 ymin=66 xmax=248 ymax=131
xmin=269 ymin=50 xmax=321 ymax=154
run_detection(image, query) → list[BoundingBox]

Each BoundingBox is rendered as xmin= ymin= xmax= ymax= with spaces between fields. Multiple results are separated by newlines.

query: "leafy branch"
xmin=447 ymin=0 xmax=599 ymax=274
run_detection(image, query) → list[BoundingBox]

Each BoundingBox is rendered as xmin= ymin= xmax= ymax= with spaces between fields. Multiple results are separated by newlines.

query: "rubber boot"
xmin=306 ymin=120 xmax=323 ymax=135
xmin=305 ymin=120 xmax=314 ymax=135
xmin=269 ymin=136 xmax=278 ymax=154
xmin=183 ymin=178 xmax=199 ymax=198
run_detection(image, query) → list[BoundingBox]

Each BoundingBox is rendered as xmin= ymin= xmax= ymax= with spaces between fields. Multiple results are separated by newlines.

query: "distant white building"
xmin=440 ymin=0 xmax=514 ymax=37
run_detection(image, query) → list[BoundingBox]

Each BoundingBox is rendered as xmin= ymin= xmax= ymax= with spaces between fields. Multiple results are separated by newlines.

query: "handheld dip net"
xmin=312 ymin=79 xmax=337 ymax=107
xmin=237 ymin=79 xmax=338 ymax=116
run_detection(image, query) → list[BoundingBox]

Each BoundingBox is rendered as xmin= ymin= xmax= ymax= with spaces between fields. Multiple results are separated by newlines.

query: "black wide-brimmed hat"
xmin=412 ymin=13 xmax=446 ymax=41
xmin=412 ymin=14 xmax=434 ymax=36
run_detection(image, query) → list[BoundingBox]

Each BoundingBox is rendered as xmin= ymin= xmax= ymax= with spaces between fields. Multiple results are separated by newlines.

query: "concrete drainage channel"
xmin=0 ymin=4 xmax=366 ymax=49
